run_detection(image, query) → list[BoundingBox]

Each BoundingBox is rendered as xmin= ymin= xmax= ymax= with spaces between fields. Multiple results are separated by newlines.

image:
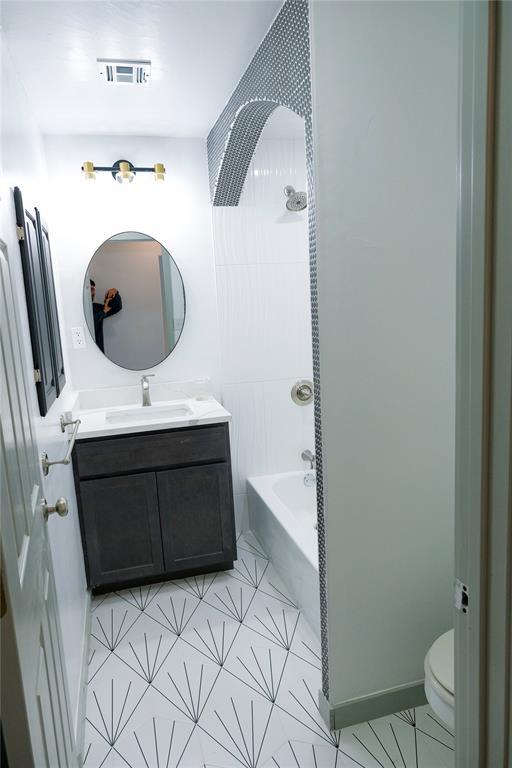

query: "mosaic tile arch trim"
xmin=213 ymin=99 xmax=281 ymax=207
xmin=206 ymin=0 xmax=330 ymax=700
xmin=207 ymin=0 xmax=311 ymax=206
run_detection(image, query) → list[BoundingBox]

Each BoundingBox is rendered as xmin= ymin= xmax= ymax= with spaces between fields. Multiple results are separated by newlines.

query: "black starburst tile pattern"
xmin=257 ymin=576 xmax=299 ymax=611
xmin=243 ymin=601 xmax=301 ymax=652
xmin=203 ymin=579 xmax=257 ymax=624
xmin=223 ymin=631 xmax=289 ymax=704
xmin=180 ymin=603 xmax=240 ymax=668
xmin=83 ymin=535 xmax=453 ymax=767
xmin=113 ymin=623 xmax=177 ymax=685
xmin=150 ymin=642 xmax=221 ymax=726
xmin=87 ymin=636 xmax=114 ymax=686
xmin=197 ymin=677 xmax=288 ymax=768
xmin=237 ymin=531 xmax=270 ymax=561
xmin=275 ymin=669 xmax=342 ymax=753
xmin=288 ymin=615 xmax=322 ymax=672
xmin=115 ymin=583 xmax=163 ymax=613
xmin=90 ymin=599 xmax=142 ymax=653
xmin=144 ymin=587 xmax=201 ymax=637
xmin=87 ymin=599 xmax=144 ymax=685
xmin=344 ymin=707 xmax=455 ymax=768
xmin=249 ymin=560 xmax=300 ymax=612
xmin=227 ymin=548 xmax=269 ymax=590
xmin=113 ymin=715 xmax=205 ymax=768
xmin=261 ymin=740 xmax=347 ymax=768
xmin=173 ymin=573 xmax=219 ymax=601
xmin=85 ymin=659 xmax=149 ymax=750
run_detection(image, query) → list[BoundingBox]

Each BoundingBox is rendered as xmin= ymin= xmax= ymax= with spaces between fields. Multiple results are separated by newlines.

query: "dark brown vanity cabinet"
xmin=72 ymin=423 xmax=236 ymax=593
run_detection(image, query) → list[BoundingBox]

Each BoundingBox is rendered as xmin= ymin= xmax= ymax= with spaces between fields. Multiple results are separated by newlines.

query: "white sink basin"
xmin=106 ymin=402 xmax=193 ymax=424
xmin=71 ymin=384 xmax=231 ymax=439
xmin=76 ymin=379 xmax=213 ymax=412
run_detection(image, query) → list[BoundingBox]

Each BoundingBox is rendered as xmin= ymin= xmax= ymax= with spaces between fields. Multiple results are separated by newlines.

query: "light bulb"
xmin=82 ymin=161 xmax=96 ymax=180
xmin=154 ymin=163 xmax=165 ymax=181
xmin=116 ymin=161 xmax=134 ymax=184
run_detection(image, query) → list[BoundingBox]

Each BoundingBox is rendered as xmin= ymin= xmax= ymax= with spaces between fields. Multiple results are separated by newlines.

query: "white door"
xmin=0 ymin=240 xmax=77 ymax=767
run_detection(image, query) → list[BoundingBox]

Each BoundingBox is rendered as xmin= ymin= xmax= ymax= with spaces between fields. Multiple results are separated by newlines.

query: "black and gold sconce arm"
xmin=81 ymin=159 xmax=166 ymax=183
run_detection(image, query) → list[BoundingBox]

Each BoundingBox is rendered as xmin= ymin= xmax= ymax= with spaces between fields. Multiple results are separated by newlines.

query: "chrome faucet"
xmin=141 ymin=374 xmax=155 ymax=406
xmin=301 ymin=449 xmax=315 ymax=469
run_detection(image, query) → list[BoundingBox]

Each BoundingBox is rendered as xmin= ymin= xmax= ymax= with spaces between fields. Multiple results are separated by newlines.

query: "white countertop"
xmin=69 ymin=387 xmax=231 ymax=440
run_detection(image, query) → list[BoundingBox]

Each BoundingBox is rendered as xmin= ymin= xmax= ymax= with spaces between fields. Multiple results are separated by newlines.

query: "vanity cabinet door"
xmin=80 ymin=472 xmax=164 ymax=588
xmin=157 ymin=464 xmax=235 ymax=573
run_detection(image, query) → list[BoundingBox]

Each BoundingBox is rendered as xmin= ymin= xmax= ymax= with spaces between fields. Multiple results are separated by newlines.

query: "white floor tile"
xmin=143 ymin=581 xmax=202 ymax=638
xmin=83 ymin=535 xmax=454 ymax=767
xmin=197 ymin=673 xmax=288 ymax=768
xmin=112 ymin=715 xmax=203 ymax=768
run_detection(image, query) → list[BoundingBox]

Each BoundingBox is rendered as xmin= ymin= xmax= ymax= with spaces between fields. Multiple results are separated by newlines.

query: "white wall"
xmin=310 ymin=0 xmax=458 ymax=711
xmin=43 ymin=134 xmax=220 ymax=393
xmin=213 ymin=108 xmax=314 ymax=531
xmin=1 ymin=42 xmax=88 ymax=737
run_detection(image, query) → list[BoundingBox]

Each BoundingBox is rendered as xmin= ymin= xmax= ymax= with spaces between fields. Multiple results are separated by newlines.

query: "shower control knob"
xmin=42 ymin=497 xmax=69 ymax=521
xmin=291 ymin=380 xmax=314 ymax=405
xmin=297 ymin=384 xmax=313 ymax=401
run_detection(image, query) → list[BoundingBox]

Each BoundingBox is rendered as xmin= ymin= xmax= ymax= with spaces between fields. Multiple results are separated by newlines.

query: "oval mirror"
xmin=83 ymin=231 xmax=185 ymax=370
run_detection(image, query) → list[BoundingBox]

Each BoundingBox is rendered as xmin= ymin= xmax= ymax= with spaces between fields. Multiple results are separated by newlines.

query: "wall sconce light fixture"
xmin=81 ymin=158 xmax=166 ymax=183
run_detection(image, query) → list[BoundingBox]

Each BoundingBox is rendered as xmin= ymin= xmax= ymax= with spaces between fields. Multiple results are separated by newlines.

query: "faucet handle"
xmin=141 ymin=374 xmax=155 ymax=381
xmin=301 ymin=449 xmax=315 ymax=469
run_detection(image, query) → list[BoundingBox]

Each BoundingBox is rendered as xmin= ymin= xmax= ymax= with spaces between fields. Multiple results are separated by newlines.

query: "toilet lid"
xmin=427 ymin=629 xmax=454 ymax=695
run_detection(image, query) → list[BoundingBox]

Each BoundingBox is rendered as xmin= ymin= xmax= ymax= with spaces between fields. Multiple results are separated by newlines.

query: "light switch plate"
xmin=71 ymin=326 xmax=86 ymax=349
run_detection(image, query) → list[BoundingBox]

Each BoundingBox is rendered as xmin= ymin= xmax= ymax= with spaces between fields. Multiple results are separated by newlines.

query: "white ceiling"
xmin=1 ymin=0 xmax=281 ymax=138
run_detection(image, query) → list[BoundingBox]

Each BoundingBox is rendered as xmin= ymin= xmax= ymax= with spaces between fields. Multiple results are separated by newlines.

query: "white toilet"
xmin=424 ymin=629 xmax=455 ymax=729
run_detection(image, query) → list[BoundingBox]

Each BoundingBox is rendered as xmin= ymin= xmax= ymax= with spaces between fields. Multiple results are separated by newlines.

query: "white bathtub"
xmin=248 ymin=471 xmax=320 ymax=636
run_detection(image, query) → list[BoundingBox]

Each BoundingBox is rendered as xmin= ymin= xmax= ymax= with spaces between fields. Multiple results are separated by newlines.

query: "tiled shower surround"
xmin=213 ymin=111 xmax=314 ymax=533
xmin=206 ymin=0 xmax=329 ymax=698
xmin=83 ymin=534 xmax=454 ymax=767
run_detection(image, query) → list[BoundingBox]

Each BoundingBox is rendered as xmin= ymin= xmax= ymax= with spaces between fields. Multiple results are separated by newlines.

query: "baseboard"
xmin=318 ymin=679 xmax=427 ymax=731
xmin=74 ymin=590 xmax=92 ymax=763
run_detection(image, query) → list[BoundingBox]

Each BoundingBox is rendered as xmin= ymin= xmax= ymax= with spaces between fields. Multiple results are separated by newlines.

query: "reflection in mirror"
xmin=83 ymin=231 xmax=185 ymax=370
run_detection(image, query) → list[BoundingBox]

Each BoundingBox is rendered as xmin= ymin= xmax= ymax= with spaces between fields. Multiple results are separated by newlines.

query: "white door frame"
xmin=481 ymin=1 xmax=512 ymax=761
xmin=455 ymin=1 xmax=512 ymax=764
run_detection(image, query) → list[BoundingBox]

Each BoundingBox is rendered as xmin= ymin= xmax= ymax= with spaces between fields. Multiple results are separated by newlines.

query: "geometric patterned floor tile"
xmin=83 ymin=533 xmax=454 ymax=768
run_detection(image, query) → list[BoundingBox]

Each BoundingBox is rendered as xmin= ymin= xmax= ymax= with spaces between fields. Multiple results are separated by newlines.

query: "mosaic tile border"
xmin=206 ymin=0 xmax=330 ymax=700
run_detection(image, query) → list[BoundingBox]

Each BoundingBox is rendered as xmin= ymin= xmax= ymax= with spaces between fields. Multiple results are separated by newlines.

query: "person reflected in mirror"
xmin=90 ymin=279 xmax=122 ymax=352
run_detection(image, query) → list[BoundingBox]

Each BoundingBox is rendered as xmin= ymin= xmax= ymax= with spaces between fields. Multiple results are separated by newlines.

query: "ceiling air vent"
xmin=97 ymin=59 xmax=151 ymax=85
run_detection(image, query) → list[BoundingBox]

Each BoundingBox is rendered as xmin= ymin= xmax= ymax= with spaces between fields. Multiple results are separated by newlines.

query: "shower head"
xmin=284 ymin=185 xmax=307 ymax=211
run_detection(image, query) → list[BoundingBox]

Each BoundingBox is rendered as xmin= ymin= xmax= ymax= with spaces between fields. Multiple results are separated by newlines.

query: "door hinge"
xmin=16 ymin=225 xmax=25 ymax=241
xmin=34 ymin=368 xmax=42 ymax=383
xmin=455 ymin=578 xmax=469 ymax=613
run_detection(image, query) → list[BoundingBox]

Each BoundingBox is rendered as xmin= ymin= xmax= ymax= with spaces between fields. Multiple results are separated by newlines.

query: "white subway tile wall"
xmin=213 ymin=122 xmax=314 ymax=533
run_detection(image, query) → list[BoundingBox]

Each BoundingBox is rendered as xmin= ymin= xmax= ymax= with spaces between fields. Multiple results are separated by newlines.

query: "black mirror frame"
xmin=83 ymin=230 xmax=186 ymax=371
xmin=14 ymin=187 xmax=66 ymax=416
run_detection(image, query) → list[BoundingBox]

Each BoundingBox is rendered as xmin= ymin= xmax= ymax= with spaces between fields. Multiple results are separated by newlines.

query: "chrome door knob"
xmin=42 ymin=497 xmax=69 ymax=521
